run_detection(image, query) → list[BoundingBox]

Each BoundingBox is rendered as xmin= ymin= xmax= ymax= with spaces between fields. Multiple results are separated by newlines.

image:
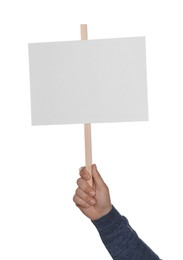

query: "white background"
xmin=0 ymin=0 xmax=182 ymax=259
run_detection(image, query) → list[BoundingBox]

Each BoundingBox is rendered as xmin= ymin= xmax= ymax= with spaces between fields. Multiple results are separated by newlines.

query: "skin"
xmin=73 ymin=164 xmax=112 ymax=221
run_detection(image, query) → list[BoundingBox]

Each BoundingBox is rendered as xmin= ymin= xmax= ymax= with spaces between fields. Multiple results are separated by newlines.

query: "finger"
xmin=92 ymin=164 xmax=107 ymax=189
xmin=79 ymin=167 xmax=90 ymax=181
xmin=73 ymin=194 xmax=91 ymax=208
xmin=76 ymin=188 xmax=96 ymax=205
xmin=77 ymin=178 xmax=95 ymax=195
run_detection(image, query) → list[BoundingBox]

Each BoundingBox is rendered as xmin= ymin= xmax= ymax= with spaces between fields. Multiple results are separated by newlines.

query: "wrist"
xmin=91 ymin=204 xmax=113 ymax=221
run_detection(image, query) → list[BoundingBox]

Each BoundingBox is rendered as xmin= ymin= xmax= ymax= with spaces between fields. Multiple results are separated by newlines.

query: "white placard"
xmin=28 ymin=37 xmax=148 ymax=125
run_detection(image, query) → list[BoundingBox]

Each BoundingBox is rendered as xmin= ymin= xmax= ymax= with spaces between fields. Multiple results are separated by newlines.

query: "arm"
xmin=73 ymin=164 xmax=161 ymax=260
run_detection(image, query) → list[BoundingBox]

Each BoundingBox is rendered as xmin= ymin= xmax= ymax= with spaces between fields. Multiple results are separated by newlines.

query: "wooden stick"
xmin=80 ymin=24 xmax=88 ymax=40
xmin=80 ymin=24 xmax=93 ymax=186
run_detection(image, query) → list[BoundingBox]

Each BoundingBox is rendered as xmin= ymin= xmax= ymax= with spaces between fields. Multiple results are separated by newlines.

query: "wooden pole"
xmin=80 ymin=24 xmax=93 ymax=186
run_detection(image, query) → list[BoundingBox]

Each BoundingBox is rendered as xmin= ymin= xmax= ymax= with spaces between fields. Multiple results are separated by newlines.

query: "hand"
xmin=73 ymin=164 xmax=112 ymax=221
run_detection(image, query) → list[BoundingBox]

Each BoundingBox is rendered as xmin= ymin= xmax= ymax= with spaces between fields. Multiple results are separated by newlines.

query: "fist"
xmin=73 ymin=164 xmax=112 ymax=221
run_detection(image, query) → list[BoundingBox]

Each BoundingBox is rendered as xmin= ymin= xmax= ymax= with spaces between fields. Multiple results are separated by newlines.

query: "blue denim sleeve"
xmin=92 ymin=206 xmax=161 ymax=260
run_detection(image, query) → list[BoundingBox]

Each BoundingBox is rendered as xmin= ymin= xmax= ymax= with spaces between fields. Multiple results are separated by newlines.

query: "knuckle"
xmin=83 ymin=202 xmax=90 ymax=208
xmin=76 ymin=178 xmax=81 ymax=186
xmin=84 ymin=194 xmax=90 ymax=203
xmin=75 ymin=187 xmax=80 ymax=195
xmin=73 ymin=194 xmax=76 ymax=203
xmin=79 ymin=167 xmax=85 ymax=176
xmin=76 ymin=188 xmax=89 ymax=202
xmin=85 ymin=185 xmax=92 ymax=193
xmin=76 ymin=178 xmax=93 ymax=195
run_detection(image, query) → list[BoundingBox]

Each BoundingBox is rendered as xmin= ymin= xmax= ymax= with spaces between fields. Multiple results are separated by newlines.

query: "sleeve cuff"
xmin=91 ymin=205 xmax=128 ymax=237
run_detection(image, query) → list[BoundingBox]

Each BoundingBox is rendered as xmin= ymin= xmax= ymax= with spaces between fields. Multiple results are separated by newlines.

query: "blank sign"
xmin=28 ymin=37 xmax=148 ymax=125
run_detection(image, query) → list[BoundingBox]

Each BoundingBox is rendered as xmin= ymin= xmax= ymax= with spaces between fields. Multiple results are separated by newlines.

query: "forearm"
xmin=92 ymin=206 xmax=161 ymax=260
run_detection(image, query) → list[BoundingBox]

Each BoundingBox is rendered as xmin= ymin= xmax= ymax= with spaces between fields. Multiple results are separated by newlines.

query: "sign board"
xmin=28 ymin=37 xmax=148 ymax=125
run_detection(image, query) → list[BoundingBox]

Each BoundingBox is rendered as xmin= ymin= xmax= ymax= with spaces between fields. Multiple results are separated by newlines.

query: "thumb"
xmin=92 ymin=164 xmax=106 ymax=189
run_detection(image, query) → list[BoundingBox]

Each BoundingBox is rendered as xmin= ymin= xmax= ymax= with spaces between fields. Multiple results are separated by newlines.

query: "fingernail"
xmin=90 ymin=198 xmax=95 ymax=205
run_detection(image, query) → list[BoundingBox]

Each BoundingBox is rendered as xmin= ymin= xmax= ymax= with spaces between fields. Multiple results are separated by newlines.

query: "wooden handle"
xmin=80 ymin=24 xmax=88 ymax=40
xmin=84 ymin=123 xmax=92 ymax=186
xmin=80 ymin=24 xmax=93 ymax=186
